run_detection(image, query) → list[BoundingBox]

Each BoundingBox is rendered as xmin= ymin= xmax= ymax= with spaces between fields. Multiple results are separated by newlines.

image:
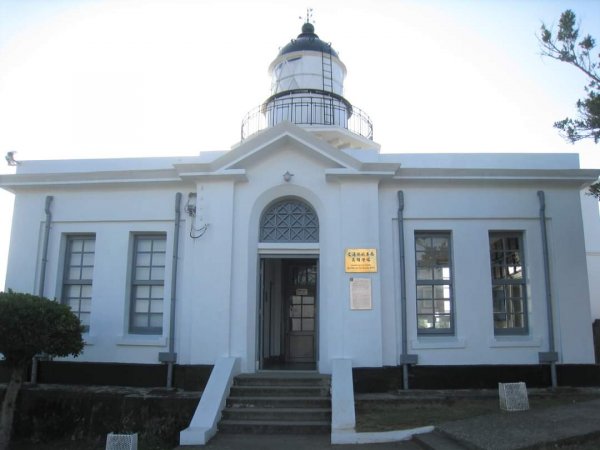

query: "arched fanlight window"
xmin=260 ymin=198 xmax=319 ymax=242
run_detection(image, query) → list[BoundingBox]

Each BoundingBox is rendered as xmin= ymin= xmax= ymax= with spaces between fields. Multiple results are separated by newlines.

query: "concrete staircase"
xmin=219 ymin=372 xmax=331 ymax=434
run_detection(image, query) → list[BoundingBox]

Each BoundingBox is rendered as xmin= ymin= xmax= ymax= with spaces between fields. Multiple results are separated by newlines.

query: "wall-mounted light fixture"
xmin=283 ymin=171 xmax=294 ymax=182
xmin=185 ymin=192 xmax=197 ymax=217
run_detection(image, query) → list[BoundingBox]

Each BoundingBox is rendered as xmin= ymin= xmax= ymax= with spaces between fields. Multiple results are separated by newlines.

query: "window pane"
xmin=82 ymin=254 xmax=94 ymax=266
xmin=70 ymin=253 xmax=82 ymax=266
xmin=417 ymin=300 xmax=433 ymax=314
xmin=80 ymin=298 xmax=92 ymax=312
xmin=79 ymin=312 xmax=90 ymax=327
xmin=418 ymin=315 xmax=434 ymax=329
xmin=152 ymin=239 xmax=166 ymax=252
xmin=69 ymin=267 xmax=82 ymax=280
xmin=136 ymin=285 xmax=150 ymax=298
xmin=83 ymin=239 xmax=95 ymax=252
xmin=80 ymin=267 xmax=94 ymax=280
xmin=150 ymin=300 xmax=163 ymax=313
xmin=303 ymin=296 xmax=314 ymax=304
xmin=417 ymin=268 xmax=432 ymax=280
xmin=150 ymin=267 xmax=165 ymax=281
xmin=133 ymin=313 xmax=148 ymax=327
xmin=434 ymin=300 xmax=451 ymax=314
xmin=70 ymin=239 xmax=84 ymax=252
xmin=67 ymin=285 xmax=82 ymax=297
xmin=137 ymin=239 xmax=152 ymax=252
xmin=69 ymin=299 xmax=80 ymax=310
xmin=150 ymin=285 xmax=164 ymax=299
xmin=81 ymin=285 xmax=92 ymax=298
xmin=135 ymin=299 xmax=150 ymax=313
xmin=136 ymin=268 xmax=150 ymax=281
xmin=494 ymin=313 xmax=507 ymax=329
xmin=435 ymin=315 xmax=451 ymax=329
xmin=152 ymin=253 xmax=166 ymax=266
xmin=417 ymin=285 xmax=432 ymax=300
xmin=291 ymin=305 xmax=301 ymax=317
xmin=149 ymin=313 xmax=162 ymax=328
xmin=292 ymin=296 xmax=301 ymax=304
xmin=136 ymin=253 xmax=152 ymax=266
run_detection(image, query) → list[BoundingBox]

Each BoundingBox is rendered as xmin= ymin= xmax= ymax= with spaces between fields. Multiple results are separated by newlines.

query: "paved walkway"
xmin=436 ymin=398 xmax=600 ymax=449
xmin=176 ymin=398 xmax=600 ymax=449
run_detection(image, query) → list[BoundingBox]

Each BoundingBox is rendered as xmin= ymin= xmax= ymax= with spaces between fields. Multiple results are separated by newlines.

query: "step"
xmin=218 ymin=419 xmax=330 ymax=434
xmin=234 ymin=375 xmax=330 ymax=387
xmin=222 ymin=407 xmax=331 ymax=422
xmin=229 ymin=385 xmax=330 ymax=397
xmin=413 ymin=431 xmax=468 ymax=450
xmin=227 ymin=396 xmax=331 ymax=409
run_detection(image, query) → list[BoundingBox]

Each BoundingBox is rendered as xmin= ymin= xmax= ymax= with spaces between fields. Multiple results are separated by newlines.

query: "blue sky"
xmin=0 ymin=0 xmax=599 ymax=290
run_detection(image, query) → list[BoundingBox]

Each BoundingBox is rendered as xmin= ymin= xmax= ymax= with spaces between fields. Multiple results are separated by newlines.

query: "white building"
xmin=1 ymin=21 xmax=599 ymax=390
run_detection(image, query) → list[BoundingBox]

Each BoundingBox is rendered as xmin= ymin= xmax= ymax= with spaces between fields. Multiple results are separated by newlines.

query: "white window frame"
xmin=414 ymin=231 xmax=454 ymax=335
xmin=489 ymin=232 xmax=528 ymax=335
xmin=129 ymin=234 xmax=166 ymax=335
xmin=61 ymin=235 xmax=95 ymax=332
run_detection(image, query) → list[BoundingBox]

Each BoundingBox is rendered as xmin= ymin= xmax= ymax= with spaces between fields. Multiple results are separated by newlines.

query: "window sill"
xmin=117 ymin=336 xmax=167 ymax=347
xmin=411 ymin=337 xmax=466 ymax=349
xmin=489 ymin=336 xmax=542 ymax=348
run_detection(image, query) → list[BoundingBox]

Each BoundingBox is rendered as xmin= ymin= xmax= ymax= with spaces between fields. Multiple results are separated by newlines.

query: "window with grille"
xmin=414 ymin=232 xmax=454 ymax=334
xmin=260 ymin=198 xmax=318 ymax=242
xmin=489 ymin=232 xmax=528 ymax=334
xmin=130 ymin=234 xmax=166 ymax=334
xmin=62 ymin=235 xmax=95 ymax=332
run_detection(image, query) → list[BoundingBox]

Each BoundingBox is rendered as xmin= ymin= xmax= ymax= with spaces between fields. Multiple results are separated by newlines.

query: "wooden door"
xmin=285 ymin=260 xmax=317 ymax=363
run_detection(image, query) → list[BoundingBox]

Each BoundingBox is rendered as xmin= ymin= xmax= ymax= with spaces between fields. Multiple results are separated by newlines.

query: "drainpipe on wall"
xmin=397 ymin=191 xmax=418 ymax=389
xmin=537 ymin=191 xmax=558 ymax=388
xmin=31 ymin=195 xmax=54 ymax=384
xmin=159 ymin=192 xmax=182 ymax=389
xmin=38 ymin=195 xmax=53 ymax=298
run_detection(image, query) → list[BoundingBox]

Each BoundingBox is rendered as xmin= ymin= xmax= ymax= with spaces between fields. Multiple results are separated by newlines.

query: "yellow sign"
xmin=345 ymin=248 xmax=377 ymax=273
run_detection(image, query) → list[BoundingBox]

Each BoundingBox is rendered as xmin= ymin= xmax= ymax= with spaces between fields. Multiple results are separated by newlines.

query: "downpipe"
xmin=32 ymin=195 xmax=53 ymax=384
xmin=397 ymin=191 xmax=417 ymax=388
xmin=160 ymin=193 xmax=182 ymax=389
xmin=538 ymin=191 xmax=558 ymax=388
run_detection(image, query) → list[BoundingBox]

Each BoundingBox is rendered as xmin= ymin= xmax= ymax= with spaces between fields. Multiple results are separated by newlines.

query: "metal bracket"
xmin=538 ymin=351 xmax=558 ymax=363
xmin=158 ymin=352 xmax=177 ymax=363
xmin=400 ymin=354 xmax=418 ymax=365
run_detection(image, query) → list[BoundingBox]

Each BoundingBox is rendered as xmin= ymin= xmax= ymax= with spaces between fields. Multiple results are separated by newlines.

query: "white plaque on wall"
xmin=350 ymin=277 xmax=372 ymax=310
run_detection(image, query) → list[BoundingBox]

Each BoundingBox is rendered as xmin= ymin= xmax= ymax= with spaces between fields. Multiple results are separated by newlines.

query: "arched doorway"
xmin=259 ymin=197 xmax=319 ymax=370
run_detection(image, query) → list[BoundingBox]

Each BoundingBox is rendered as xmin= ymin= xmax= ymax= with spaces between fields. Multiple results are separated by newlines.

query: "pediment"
xmin=209 ymin=122 xmax=363 ymax=172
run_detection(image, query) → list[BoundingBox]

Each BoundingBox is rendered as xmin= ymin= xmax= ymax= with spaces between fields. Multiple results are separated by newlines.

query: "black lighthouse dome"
xmin=278 ymin=22 xmax=339 ymax=58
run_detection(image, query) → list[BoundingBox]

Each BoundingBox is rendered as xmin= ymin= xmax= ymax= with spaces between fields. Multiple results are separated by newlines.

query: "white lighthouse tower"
xmin=241 ymin=18 xmax=375 ymax=150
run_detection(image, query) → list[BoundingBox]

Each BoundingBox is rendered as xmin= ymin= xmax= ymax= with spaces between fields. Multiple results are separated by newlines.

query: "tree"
xmin=539 ymin=9 xmax=600 ymax=144
xmin=0 ymin=291 xmax=84 ymax=450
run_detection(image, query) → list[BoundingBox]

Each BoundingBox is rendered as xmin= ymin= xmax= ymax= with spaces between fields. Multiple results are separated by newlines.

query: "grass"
xmin=355 ymin=389 xmax=600 ymax=432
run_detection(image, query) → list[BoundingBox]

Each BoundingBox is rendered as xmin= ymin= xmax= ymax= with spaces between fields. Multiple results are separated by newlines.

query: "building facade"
xmin=1 ymin=22 xmax=599 ymax=388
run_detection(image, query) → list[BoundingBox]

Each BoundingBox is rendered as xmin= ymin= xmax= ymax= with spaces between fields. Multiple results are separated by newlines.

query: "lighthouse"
xmin=241 ymin=19 xmax=374 ymax=149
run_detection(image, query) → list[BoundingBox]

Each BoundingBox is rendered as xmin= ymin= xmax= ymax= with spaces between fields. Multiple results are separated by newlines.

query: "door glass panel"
xmin=303 ymin=304 xmax=314 ymax=317
xmin=302 ymin=318 xmax=314 ymax=331
xmin=291 ymin=318 xmax=301 ymax=331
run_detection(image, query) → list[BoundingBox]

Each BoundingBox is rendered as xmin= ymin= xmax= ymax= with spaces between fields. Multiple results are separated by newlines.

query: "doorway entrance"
xmin=259 ymin=258 xmax=318 ymax=370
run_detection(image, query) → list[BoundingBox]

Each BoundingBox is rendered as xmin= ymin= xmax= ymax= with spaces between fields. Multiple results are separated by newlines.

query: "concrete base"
xmin=331 ymin=426 xmax=434 ymax=445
